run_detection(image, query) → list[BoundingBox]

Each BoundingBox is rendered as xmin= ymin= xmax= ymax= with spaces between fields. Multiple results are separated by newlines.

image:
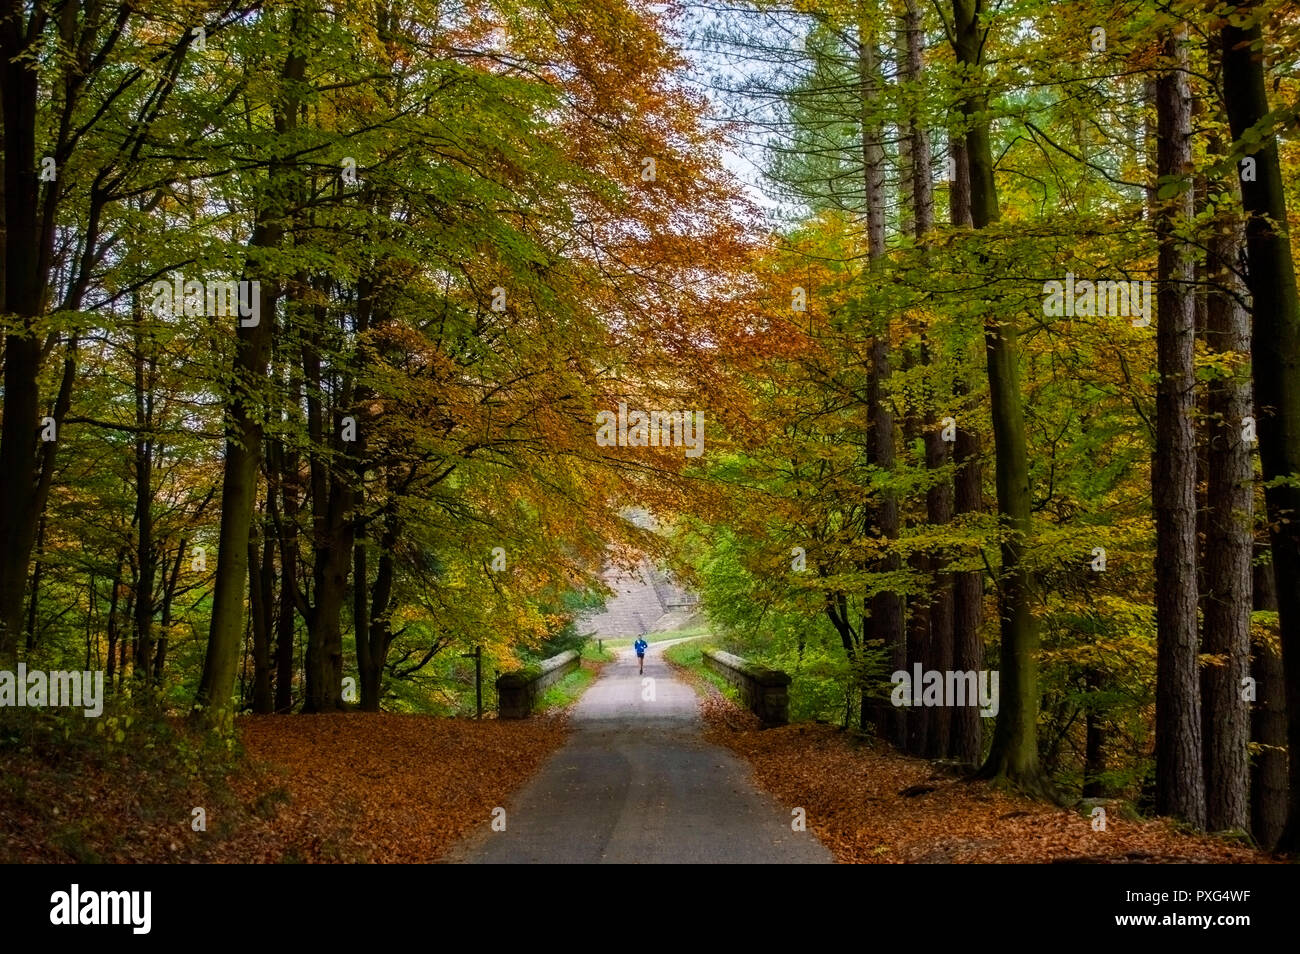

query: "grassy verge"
xmin=537 ymin=661 xmax=600 ymax=712
xmin=663 ymin=639 xmax=738 ymax=702
xmin=581 ymin=641 xmax=615 ymax=662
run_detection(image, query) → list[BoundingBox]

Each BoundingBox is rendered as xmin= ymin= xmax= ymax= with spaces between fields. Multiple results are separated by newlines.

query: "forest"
xmin=1 ymin=0 xmax=1300 ymax=873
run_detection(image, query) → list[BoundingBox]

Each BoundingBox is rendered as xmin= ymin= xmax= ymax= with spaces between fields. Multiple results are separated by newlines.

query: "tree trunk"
xmin=856 ymin=0 xmax=903 ymax=743
xmin=1152 ymin=25 xmax=1205 ymax=828
xmin=132 ymin=310 xmax=157 ymax=682
xmin=900 ymin=0 xmax=950 ymax=758
xmin=1251 ymin=548 xmax=1286 ymax=850
xmin=249 ymin=519 xmax=275 ymax=715
xmin=952 ymin=0 xmax=1050 ymax=796
xmin=154 ymin=543 xmax=185 ymax=681
xmin=301 ymin=291 xmax=355 ymax=713
xmin=270 ymin=398 xmax=301 ymax=714
xmin=1082 ymin=667 xmax=1108 ymax=797
xmin=1201 ymin=173 xmax=1253 ymax=832
xmin=195 ymin=32 xmax=305 ymax=721
xmin=948 ymin=132 xmax=973 ymax=228
xmin=25 ymin=513 xmax=46 ymax=650
xmin=948 ymin=117 xmax=982 ymax=766
xmin=0 ymin=8 xmax=47 ymax=662
xmin=105 ymin=562 xmax=123 ymax=687
xmin=1222 ymin=0 xmax=1300 ymax=854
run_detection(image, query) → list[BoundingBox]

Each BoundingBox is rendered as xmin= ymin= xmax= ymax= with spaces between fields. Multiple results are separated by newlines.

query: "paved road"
xmin=451 ymin=640 xmax=831 ymax=864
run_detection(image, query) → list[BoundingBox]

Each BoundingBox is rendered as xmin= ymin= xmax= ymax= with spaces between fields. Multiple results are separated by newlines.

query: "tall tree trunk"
xmin=900 ymin=0 xmax=951 ymax=760
xmin=268 ymin=362 xmax=303 ymax=714
xmin=1222 ymin=0 xmax=1300 ymax=851
xmin=132 ymin=309 xmax=158 ymax=681
xmin=901 ymin=0 xmax=933 ymax=237
xmin=249 ymin=517 xmax=275 ymax=714
xmin=195 ymin=31 xmax=306 ymax=721
xmin=897 ymin=14 xmax=928 ymax=756
xmin=1201 ymin=171 xmax=1253 ymax=832
xmin=274 ymin=476 xmax=299 ymax=713
xmin=154 ymin=543 xmax=185 ymax=681
xmin=948 ymin=120 xmax=983 ymax=766
xmin=952 ymin=0 xmax=1049 ymax=796
xmin=105 ymin=552 xmax=125 ymax=687
xmin=0 ymin=2 xmax=48 ymax=663
xmin=301 ymin=291 xmax=356 ymax=713
xmin=25 ymin=513 xmax=46 ymax=650
xmin=1152 ymin=25 xmax=1205 ymax=828
xmin=924 ymin=421 xmax=955 ymax=759
xmin=1082 ymin=666 xmax=1108 ymax=797
xmin=856 ymin=0 xmax=902 ymax=742
xmin=356 ymin=492 xmax=398 ymax=712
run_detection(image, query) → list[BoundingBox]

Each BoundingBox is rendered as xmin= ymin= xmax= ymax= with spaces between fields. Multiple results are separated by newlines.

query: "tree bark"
xmin=195 ymin=30 xmax=305 ymax=721
xmin=1201 ymin=172 xmax=1253 ymax=832
xmin=1152 ymin=25 xmax=1205 ymax=828
xmin=952 ymin=0 xmax=1050 ymax=796
xmin=1082 ymin=666 xmax=1108 ymax=797
xmin=301 ymin=291 xmax=356 ymax=713
xmin=1222 ymin=0 xmax=1300 ymax=850
xmin=268 ymin=372 xmax=302 ymax=714
xmin=249 ymin=515 xmax=275 ymax=714
xmin=1251 ymin=548 xmax=1286 ymax=850
xmin=857 ymin=0 xmax=903 ymax=742
xmin=948 ymin=114 xmax=982 ymax=766
xmin=0 ymin=1 xmax=48 ymax=661
xmin=154 ymin=543 xmax=185 ymax=681
xmin=132 ymin=308 xmax=158 ymax=681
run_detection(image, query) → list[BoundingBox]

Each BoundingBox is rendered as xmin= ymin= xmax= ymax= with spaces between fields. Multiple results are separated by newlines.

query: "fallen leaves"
xmin=0 ymin=712 xmax=568 ymax=863
xmin=232 ymin=713 xmax=568 ymax=862
xmin=694 ymin=694 xmax=1269 ymax=864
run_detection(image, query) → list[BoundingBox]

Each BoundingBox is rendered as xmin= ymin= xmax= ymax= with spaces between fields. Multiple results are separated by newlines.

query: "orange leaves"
xmin=229 ymin=713 xmax=569 ymax=862
xmin=0 ymin=713 xmax=568 ymax=863
xmin=699 ymin=702 xmax=1266 ymax=864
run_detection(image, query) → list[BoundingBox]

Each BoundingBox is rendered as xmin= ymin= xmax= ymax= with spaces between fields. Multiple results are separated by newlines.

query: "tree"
xmin=195 ymin=7 xmax=306 ymax=721
xmin=1152 ymin=23 xmax=1205 ymax=828
xmin=950 ymin=0 xmax=1051 ymax=797
xmin=1220 ymin=0 xmax=1300 ymax=852
xmin=1200 ymin=127 xmax=1253 ymax=833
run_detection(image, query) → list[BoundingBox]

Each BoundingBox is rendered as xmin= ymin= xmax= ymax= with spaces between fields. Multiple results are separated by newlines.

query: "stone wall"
xmin=702 ymin=649 xmax=791 ymax=727
xmin=495 ymin=650 xmax=581 ymax=719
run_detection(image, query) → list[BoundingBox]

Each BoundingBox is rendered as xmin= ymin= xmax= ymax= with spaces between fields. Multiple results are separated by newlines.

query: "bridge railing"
xmin=702 ymin=649 xmax=791 ymax=727
xmin=495 ymin=650 xmax=580 ymax=718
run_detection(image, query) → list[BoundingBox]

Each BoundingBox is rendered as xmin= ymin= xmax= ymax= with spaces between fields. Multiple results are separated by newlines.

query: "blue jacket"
xmin=634 ymin=639 xmax=648 ymax=655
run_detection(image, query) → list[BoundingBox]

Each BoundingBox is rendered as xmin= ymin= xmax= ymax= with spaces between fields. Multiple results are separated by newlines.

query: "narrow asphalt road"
xmin=451 ymin=640 xmax=831 ymax=864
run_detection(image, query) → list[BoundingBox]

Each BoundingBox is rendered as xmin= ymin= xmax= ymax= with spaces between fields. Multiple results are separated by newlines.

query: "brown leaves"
xmin=0 ymin=713 xmax=567 ymax=864
xmin=229 ymin=713 xmax=568 ymax=863
xmin=697 ymin=697 xmax=1266 ymax=865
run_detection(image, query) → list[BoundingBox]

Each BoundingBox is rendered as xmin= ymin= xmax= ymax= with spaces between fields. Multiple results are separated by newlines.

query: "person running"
xmin=634 ymin=637 xmax=648 ymax=674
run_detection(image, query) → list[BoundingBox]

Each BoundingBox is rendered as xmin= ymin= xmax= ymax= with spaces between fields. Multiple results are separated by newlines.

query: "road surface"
xmin=450 ymin=639 xmax=831 ymax=864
